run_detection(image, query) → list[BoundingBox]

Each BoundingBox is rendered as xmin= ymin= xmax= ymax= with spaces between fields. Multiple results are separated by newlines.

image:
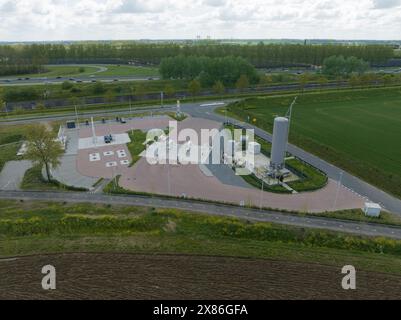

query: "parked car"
xmin=104 ymin=135 xmax=113 ymax=144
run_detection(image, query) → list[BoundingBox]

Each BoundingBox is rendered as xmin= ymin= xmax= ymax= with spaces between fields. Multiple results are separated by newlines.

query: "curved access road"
xmin=1 ymin=190 xmax=401 ymax=239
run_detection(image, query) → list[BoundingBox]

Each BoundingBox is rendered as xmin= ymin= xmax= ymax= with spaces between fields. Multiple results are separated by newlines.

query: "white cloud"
xmin=0 ymin=0 xmax=400 ymax=41
xmin=372 ymin=0 xmax=401 ymax=9
xmin=203 ymin=0 xmax=226 ymax=7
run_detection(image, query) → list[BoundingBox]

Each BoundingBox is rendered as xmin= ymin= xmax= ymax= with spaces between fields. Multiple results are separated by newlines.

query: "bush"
xmin=4 ymin=87 xmax=39 ymax=102
xmin=93 ymin=81 xmax=106 ymax=94
xmin=61 ymin=81 xmax=74 ymax=90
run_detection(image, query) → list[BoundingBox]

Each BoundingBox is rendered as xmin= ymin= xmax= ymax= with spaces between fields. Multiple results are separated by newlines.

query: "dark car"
xmin=104 ymin=135 xmax=113 ymax=144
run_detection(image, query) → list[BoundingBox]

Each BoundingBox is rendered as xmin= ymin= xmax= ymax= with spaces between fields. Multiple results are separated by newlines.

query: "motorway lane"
xmin=1 ymin=190 xmax=401 ymax=239
xmin=0 ymin=75 xmax=160 ymax=86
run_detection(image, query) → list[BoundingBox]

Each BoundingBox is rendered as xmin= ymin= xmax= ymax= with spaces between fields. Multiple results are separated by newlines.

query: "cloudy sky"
xmin=0 ymin=0 xmax=401 ymax=41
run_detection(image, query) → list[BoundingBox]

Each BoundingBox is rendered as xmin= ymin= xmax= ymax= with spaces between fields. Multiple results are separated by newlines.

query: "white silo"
xmin=270 ymin=117 xmax=289 ymax=173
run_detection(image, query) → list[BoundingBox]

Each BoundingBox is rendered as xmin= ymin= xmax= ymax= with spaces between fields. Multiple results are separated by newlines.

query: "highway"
xmin=0 ymin=64 xmax=160 ymax=86
xmin=0 ymin=75 xmax=159 ymax=86
xmin=1 ymin=190 xmax=401 ymax=239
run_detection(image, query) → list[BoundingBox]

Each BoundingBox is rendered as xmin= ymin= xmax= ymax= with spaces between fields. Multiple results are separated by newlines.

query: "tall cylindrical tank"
xmin=270 ymin=117 xmax=289 ymax=171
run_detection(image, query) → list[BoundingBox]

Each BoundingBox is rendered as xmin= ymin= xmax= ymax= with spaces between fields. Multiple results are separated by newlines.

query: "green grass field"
xmin=0 ymin=65 xmax=101 ymax=79
xmin=224 ymin=87 xmax=401 ymax=199
xmin=0 ymin=125 xmax=27 ymax=171
xmin=1 ymin=199 xmax=401 ymax=275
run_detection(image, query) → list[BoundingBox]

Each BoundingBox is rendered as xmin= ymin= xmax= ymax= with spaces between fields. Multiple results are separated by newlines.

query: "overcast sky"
xmin=1 ymin=0 xmax=401 ymax=41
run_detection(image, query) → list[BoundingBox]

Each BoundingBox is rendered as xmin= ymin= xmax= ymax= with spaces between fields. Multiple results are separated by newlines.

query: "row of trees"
xmin=160 ymin=55 xmax=260 ymax=86
xmin=322 ymin=55 xmax=370 ymax=76
xmin=0 ymin=42 xmax=394 ymax=68
xmin=297 ymin=72 xmax=401 ymax=93
xmin=0 ymin=62 xmax=45 ymax=77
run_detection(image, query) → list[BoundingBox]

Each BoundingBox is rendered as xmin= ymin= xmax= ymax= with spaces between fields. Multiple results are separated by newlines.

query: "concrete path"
xmin=205 ymin=164 xmax=253 ymax=189
xmin=48 ymin=155 xmax=98 ymax=191
xmin=0 ymin=161 xmax=33 ymax=191
xmin=46 ymin=128 xmax=97 ymax=190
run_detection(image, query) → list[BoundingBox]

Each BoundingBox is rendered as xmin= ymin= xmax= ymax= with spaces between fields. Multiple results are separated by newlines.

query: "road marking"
xmin=0 ymin=180 xmax=12 ymax=190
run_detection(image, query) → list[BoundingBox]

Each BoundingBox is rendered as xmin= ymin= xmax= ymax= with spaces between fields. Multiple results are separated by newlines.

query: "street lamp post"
xmin=3 ymin=102 xmax=9 ymax=118
xmin=260 ymin=173 xmax=265 ymax=210
xmin=75 ymin=104 xmax=79 ymax=129
xmin=129 ymin=97 xmax=133 ymax=119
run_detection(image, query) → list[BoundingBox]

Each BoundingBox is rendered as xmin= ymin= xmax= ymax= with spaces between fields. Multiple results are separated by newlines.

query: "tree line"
xmin=0 ymin=42 xmax=394 ymax=68
xmin=0 ymin=62 xmax=46 ymax=77
xmin=160 ymin=55 xmax=259 ymax=86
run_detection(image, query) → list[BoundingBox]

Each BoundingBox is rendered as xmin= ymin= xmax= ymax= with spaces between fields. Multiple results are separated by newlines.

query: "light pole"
xmin=167 ymin=163 xmax=171 ymax=195
xmin=3 ymin=101 xmax=8 ymax=118
xmin=113 ymin=166 xmax=117 ymax=191
xmin=333 ymin=171 xmax=344 ymax=210
xmin=259 ymin=171 xmax=265 ymax=211
xmin=161 ymin=92 xmax=164 ymax=108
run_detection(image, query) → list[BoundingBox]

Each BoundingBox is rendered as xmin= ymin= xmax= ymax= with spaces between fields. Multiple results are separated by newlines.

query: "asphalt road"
xmin=0 ymin=76 xmax=160 ymax=86
xmin=0 ymin=64 xmax=160 ymax=86
xmin=1 ymin=190 xmax=400 ymax=239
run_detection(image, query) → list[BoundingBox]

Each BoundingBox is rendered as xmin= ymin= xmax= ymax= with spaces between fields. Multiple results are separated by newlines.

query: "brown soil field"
xmin=0 ymin=253 xmax=400 ymax=300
